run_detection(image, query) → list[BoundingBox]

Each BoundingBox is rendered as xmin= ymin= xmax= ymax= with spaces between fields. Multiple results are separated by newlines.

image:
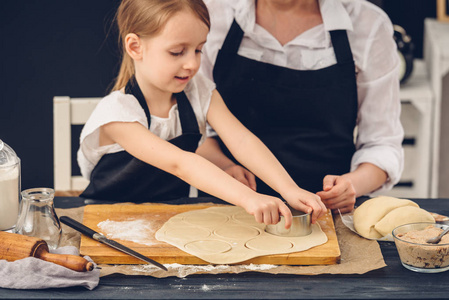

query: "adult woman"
xmin=197 ymin=0 xmax=404 ymax=213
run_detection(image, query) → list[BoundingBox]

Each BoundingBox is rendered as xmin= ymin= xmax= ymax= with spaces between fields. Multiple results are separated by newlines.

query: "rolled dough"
xmin=155 ymin=206 xmax=328 ymax=264
xmin=246 ymin=236 xmax=293 ymax=252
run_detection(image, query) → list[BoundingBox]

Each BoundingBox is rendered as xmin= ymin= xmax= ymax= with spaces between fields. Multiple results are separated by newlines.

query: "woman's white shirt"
xmin=200 ymin=0 xmax=404 ymax=192
xmin=77 ymin=73 xmax=215 ymax=181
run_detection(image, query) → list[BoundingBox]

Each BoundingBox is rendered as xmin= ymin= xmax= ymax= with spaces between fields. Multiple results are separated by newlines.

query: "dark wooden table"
xmin=1 ymin=197 xmax=449 ymax=299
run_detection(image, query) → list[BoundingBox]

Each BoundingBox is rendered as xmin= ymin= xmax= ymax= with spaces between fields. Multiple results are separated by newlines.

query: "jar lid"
xmin=0 ymin=139 xmax=19 ymax=168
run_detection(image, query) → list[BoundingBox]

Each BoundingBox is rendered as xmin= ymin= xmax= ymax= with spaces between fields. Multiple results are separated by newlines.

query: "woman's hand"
xmin=282 ymin=188 xmax=327 ymax=224
xmin=223 ymin=164 xmax=257 ymax=191
xmin=242 ymin=194 xmax=293 ymax=229
xmin=316 ymin=175 xmax=356 ymax=214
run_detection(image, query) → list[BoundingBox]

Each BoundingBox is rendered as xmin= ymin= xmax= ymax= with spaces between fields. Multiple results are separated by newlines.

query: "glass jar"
xmin=0 ymin=139 xmax=21 ymax=232
xmin=16 ymin=188 xmax=62 ymax=249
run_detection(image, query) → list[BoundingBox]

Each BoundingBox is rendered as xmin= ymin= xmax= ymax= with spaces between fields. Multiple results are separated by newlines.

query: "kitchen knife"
xmin=60 ymin=216 xmax=167 ymax=271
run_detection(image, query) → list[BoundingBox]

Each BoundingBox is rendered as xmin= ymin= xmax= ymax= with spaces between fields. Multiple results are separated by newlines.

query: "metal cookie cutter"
xmin=265 ymin=207 xmax=312 ymax=237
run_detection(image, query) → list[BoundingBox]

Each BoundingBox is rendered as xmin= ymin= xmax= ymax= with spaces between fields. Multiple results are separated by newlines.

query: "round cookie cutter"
xmin=265 ymin=207 xmax=312 ymax=237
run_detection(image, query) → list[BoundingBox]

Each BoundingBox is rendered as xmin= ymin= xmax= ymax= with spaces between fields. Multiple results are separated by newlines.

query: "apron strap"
xmin=221 ymin=19 xmax=244 ymax=54
xmin=174 ymin=91 xmax=200 ymax=135
xmin=329 ymin=30 xmax=353 ymax=64
xmin=125 ymin=76 xmax=152 ymax=127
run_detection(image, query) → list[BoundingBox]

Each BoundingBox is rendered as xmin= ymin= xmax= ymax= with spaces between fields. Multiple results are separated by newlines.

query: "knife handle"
xmin=60 ymin=216 xmax=98 ymax=239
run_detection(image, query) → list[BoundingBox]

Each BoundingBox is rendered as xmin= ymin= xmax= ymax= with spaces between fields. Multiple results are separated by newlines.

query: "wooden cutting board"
xmin=80 ymin=204 xmax=340 ymax=265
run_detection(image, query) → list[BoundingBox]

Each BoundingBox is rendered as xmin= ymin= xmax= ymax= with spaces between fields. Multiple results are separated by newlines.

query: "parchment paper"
xmin=57 ymin=204 xmax=386 ymax=278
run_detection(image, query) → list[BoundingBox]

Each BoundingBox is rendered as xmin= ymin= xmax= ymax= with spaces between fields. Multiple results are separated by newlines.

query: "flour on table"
xmin=130 ymin=262 xmax=277 ymax=278
xmin=97 ymin=219 xmax=155 ymax=246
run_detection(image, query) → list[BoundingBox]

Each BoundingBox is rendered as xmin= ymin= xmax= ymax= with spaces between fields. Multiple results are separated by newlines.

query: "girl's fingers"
xmin=262 ymin=211 xmax=272 ymax=225
xmin=304 ymin=196 xmax=326 ymax=223
xmin=278 ymin=203 xmax=292 ymax=229
xmin=253 ymin=211 xmax=263 ymax=224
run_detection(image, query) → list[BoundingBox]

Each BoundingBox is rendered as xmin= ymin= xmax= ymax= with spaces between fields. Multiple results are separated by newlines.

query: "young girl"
xmin=77 ymin=0 xmax=326 ymax=227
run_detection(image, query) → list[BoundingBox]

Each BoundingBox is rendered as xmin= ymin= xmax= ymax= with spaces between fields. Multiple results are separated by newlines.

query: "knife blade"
xmin=60 ymin=216 xmax=167 ymax=271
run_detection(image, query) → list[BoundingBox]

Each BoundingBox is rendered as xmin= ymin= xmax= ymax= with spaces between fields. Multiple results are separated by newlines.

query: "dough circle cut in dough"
xmin=164 ymin=227 xmax=211 ymax=240
xmin=232 ymin=210 xmax=261 ymax=226
xmin=184 ymin=240 xmax=232 ymax=255
xmin=183 ymin=212 xmax=228 ymax=227
xmin=214 ymin=225 xmax=260 ymax=239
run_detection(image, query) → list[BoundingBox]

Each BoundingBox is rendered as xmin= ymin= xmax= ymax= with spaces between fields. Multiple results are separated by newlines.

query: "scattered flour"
xmin=97 ymin=219 xmax=155 ymax=246
xmin=241 ymin=263 xmax=277 ymax=271
xmin=130 ymin=262 xmax=278 ymax=278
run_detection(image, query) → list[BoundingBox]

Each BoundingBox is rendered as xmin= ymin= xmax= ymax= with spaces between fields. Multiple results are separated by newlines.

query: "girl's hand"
xmin=223 ymin=164 xmax=257 ymax=191
xmin=316 ymin=175 xmax=356 ymax=214
xmin=282 ymin=188 xmax=327 ymax=224
xmin=242 ymin=195 xmax=293 ymax=229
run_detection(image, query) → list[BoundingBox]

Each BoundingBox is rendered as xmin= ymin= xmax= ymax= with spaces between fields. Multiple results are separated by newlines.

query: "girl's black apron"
xmin=212 ymin=20 xmax=358 ymax=195
xmin=81 ymin=78 xmax=202 ymax=202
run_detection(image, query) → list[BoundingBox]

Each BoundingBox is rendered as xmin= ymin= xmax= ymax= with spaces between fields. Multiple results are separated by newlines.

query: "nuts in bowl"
xmin=392 ymin=223 xmax=449 ymax=273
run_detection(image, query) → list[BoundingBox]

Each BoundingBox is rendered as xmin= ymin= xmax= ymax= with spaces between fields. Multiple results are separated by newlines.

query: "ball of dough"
xmin=374 ymin=206 xmax=435 ymax=237
xmin=353 ymin=196 xmax=419 ymax=239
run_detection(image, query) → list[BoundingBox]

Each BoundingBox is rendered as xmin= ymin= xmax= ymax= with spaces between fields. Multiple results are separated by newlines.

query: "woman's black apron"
xmin=212 ymin=20 xmax=358 ymax=195
xmin=81 ymin=78 xmax=202 ymax=202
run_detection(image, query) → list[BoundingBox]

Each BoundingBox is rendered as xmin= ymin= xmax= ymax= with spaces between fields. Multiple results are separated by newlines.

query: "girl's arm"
xmin=206 ymin=90 xmax=326 ymax=223
xmin=101 ymin=120 xmax=294 ymax=227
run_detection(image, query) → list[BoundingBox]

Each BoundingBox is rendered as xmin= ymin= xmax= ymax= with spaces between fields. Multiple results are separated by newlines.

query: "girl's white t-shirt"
xmin=77 ymin=73 xmax=215 ymax=181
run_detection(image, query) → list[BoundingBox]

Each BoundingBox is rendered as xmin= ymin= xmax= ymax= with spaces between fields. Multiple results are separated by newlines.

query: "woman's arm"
xmin=196 ymin=137 xmax=257 ymax=190
xmin=316 ymin=163 xmax=387 ymax=214
xmin=206 ymin=90 xmax=326 ymax=223
xmin=101 ymin=120 xmax=294 ymax=227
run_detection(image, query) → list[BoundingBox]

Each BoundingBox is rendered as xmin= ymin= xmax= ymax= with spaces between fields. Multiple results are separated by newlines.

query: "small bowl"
xmin=265 ymin=208 xmax=311 ymax=237
xmin=392 ymin=222 xmax=449 ymax=273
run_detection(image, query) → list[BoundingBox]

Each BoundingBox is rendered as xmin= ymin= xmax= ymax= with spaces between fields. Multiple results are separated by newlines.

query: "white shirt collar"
xmin=231 ymin=0 xmax=354 ymax=33
xmin=228 ymin=0 xmax=354 ymax=50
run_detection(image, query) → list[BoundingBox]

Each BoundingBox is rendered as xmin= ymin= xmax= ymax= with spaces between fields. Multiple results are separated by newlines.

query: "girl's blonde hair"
xmin=112 ymin=0 xmax=210 ymax=91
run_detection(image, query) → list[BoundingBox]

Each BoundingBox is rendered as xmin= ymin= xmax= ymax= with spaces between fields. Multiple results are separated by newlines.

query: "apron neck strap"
xmin=221 ymin=19 xmax=244 ymax=54
xmin=125 ymin=76 xmax=151 ymax=126
xmin=174 ymin=91 xmax=200 ymax=134
xmin=329 ymin=30 xmax=353 ymax=64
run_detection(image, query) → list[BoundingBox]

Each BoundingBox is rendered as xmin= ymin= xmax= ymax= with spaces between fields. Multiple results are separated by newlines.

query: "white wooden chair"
xmin=53 ymin=96 xmax=101 ymax=194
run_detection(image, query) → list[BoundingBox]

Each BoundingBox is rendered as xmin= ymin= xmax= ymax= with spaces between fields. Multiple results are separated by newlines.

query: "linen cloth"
xmin=0 ymin=246 xmax=100 ymax=290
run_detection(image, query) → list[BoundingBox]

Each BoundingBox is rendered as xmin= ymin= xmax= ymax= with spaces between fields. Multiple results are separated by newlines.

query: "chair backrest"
xmin=53 ymin=96 xmax=101 ymax=193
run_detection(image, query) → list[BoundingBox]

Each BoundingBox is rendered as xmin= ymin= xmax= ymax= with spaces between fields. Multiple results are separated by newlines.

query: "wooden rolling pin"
xmin=0 ymin=231 xmax=94 ymax=272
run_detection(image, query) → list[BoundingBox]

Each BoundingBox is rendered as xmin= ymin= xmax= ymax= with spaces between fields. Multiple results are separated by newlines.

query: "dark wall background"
xmin=0 ymin=0 xmax=121 ymax=189
xmin=0 ymin=0 xmax=438 ymax=190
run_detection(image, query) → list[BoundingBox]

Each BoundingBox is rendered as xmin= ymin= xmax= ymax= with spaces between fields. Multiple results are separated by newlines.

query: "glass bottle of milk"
xmin=0 ymin=139 xmax=21 ymax=232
